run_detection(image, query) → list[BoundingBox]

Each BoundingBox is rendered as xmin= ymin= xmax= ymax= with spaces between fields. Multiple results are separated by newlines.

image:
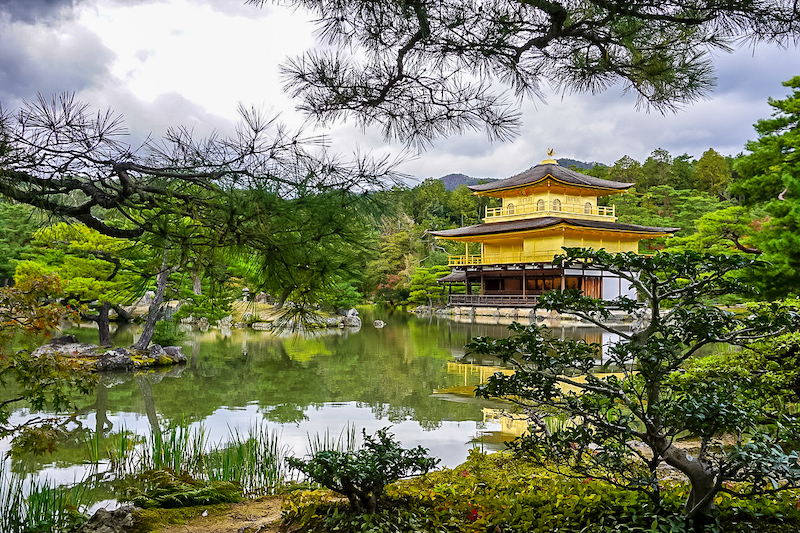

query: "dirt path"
xmin=154 ymin=497 xmax=284 ymax=533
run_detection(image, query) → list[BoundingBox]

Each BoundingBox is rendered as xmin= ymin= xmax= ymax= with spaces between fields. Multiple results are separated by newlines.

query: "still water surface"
xmin=4 ymin=309 xmax=616 ymax=493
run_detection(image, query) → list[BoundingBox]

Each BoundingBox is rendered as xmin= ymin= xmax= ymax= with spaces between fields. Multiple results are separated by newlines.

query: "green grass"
xmin=7 ymin=419 xmax=288 ymax=531
xmin=0 ymin=462 xmax=90 ymax=533
xmin=107 ymin=419 xmax=288 ymax=498
xmin=204 ymin=421 xmax=287 ymax=497
xmin=306 ymin=423 xmax=358 ymax=456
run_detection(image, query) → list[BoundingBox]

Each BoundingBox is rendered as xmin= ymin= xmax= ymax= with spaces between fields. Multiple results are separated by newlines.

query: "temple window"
xmin=552 ymin=199 xmax=562 ymax=211
xmin=584 ymin=202 xmax=593 ymax=214
xmin=536 ymin=199 xmax=545 ymax=211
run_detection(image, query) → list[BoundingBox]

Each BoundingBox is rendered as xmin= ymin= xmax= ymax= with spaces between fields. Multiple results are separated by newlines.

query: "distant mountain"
xmin=557 ymin=158 xmax=607 ymax=170
xmin=437 ymin=159 xmax=605 ymax=190
xmin=439 ymin=173 xmax=496 ymax=191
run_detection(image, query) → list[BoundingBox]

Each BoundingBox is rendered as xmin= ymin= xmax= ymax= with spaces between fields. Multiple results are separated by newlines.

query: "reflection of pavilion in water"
xmin=483 ymin=408 xmax=530 ymax=438
xmin=449 ymin=327 xmax=624 ymax=367
xmin=444 ymin=326 xmax=628 ymax=443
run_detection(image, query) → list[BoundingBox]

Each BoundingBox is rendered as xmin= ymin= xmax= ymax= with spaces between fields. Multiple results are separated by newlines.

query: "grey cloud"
xmin=0 ymin=0 xmax=74 ymax=23
xmin=97 ymin=89 xmax=239 ymax=146
xmin=0 ymin=21 xmax=114 ymax=107
xmin=713 ymin=45 xmax=796 ymax=98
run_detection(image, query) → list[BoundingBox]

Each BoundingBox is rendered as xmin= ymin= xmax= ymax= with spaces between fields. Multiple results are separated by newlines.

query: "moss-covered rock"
xmin=116 ymin=469 xmax=242 ymax=509
xmin=30 ymin=341 xmax=186 ymax=372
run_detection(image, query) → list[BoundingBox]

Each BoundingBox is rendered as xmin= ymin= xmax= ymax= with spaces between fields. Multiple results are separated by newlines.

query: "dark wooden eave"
xmin=430 ymin=217 xmax=679 ymax=239
xmin=468 ymin=163 xmax=633 ymax=194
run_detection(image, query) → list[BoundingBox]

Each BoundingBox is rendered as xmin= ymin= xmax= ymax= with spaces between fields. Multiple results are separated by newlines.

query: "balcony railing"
xmin=447 ymin=254 xmax=483 ymax=266
xmin=449 ymin=294 xmax=540 ymax=307
xmin=448 ymin=250 xmax=562 ymax=266
xmin=484 ymin=202 xmax=615 ymax=221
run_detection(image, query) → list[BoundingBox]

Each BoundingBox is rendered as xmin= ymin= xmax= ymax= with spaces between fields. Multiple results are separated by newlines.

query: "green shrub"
xmin=150 ymin=320 xmax=186 ymax=346
xmin=287 ymin=428 xmax=439 ymax=514
xmin=284 ymin=450 xmax=800 ymax=533
xmin=172 ymin=292 xmax=233 ymax=324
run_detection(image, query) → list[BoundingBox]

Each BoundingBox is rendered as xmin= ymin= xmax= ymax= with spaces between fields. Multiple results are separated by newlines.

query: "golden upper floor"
xmin=469 ymin=162 xmax=632 ymax=223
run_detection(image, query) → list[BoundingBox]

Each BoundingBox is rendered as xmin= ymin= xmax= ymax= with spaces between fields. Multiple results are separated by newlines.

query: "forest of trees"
xmin=2 ymin=77 xmax=799 ymax=319
xmin=344 ymin=77 xmax=800 ymax=307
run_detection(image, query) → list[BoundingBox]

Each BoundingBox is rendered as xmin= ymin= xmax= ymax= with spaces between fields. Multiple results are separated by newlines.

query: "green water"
xmin=3 ymin=309 xmax=616 ymax=500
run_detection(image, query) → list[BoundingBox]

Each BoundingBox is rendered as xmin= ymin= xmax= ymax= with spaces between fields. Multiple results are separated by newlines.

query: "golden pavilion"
xmin=431 ymin=158 xmax=678 ymax=306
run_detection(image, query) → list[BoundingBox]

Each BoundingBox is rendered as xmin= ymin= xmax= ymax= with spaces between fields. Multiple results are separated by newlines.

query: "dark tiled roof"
xmin=469 ymin=163 xmax=633 ymax=193
xmin=436 ymin=270 xmax=467 ymax=283
xmin=430 ymin=217 xmax=679 ymax=238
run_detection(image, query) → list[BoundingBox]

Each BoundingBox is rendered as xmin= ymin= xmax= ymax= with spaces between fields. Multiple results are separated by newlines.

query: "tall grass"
xmin=140 ymin=421 xmax=207 ymax=473
xmin=0 ymin=463 xmax=90 ymax=533
xmin=205 ymin=421 xmax=287 ymax=497
xmin=306 ymin=423 xmax=358 ymax=456
xmin=6 ymin=419 xmax=287 ymax=530
xmin=98 ymin=419 xmax=287 ymax=497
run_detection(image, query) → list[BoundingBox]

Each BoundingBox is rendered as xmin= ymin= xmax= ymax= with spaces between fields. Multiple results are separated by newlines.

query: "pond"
xmin=2 ymin=308 xmax=619 ymax=512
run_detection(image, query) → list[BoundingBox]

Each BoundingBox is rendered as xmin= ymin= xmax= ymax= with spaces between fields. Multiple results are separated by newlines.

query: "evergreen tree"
xmin=730 ymin=76 xmax=800 ymax=297
xmin=694 ymin=148 xmax=731 ymax=196
xmin=0 ymin=201 xmax=39 ymax=285
xmin=640 ymin=148 xmax=676 ymax=191
xmin=608 ymin=155 xmax=644 ymax=184
xmin=671 ymin=153 xmax=697 ymax=190
xmin=262 ymin=0 xmax=799 ymax=145
xmin=0 ymin=95 xmax=395 ymax=316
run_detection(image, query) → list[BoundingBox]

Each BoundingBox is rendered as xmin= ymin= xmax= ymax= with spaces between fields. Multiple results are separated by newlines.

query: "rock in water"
xmin=340 ymin=315 xmax=362 ymax=327
xmin=50 ymin=334 xmax=79 ymax=345
xmin=71 ymin=505 xmax=137 ymax=533
xmin=96 ymin=349 xmax=135 ymax=371
xmin=163 ymin=345 xmax=187 ymax=363
xmin=373 ymin=320 xmax=386 ymax=328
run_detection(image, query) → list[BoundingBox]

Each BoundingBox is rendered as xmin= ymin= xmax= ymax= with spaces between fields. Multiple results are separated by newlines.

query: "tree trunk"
xmin=274 ymin=288 xmax=291 ymax=309
xmin=110 ymin=303 xmax=134 ymax=322
xmin=97 ymin=301 xmax=112 ymax=347
xmin=94 ymin=383 xmax=112 ymax=434
xmin=134 ymin=251 xmax=171 ymax=350
xmin=136 ymin=375 xmax=161 ymax=441
xmin=192 ymin=266 xmax=202 ymax=296
xmin=657 ymin=439 xmax=718 ymax=519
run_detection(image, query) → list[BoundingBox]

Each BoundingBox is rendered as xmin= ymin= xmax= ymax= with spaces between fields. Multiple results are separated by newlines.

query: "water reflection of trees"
xmin=64 ymin=316 xmax=618 ymax=435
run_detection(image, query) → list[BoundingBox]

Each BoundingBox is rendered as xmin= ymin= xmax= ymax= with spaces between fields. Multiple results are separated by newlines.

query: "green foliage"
xmin=0 ymin=201 xmax=39 ymax=285
xmin=287 ymin=427 xmax=439 ymax=514
xmin=150 ymin=320 xmax=186 ymax=346
xmin=614 ymin=185 xmax=728 ymax=243
xmin=0 ymin=272 xmax=96 ymax=447
xmin=729 ymin=76 xmax=800 ymax=297
xmin=321 ymin=280 xmax=363 ymax=310
xmin=407 ymin=266 xmax=451 ymax=307
xmin=640 ymin=148 xmax=677 ymax=191
xmin=448 ymin=184 xmax=481 ymax=225
xmin=694 ymin=148 xmax=732 ymax=196
xmin=608 ymin=155 xmax=644 ymax=183
xmin=665 ymin=206 xmax=763 ymax=256
xmin=172 ymin=292 xmax=234 ymax=324
xmin=678 ymin=325 xmax=800 ymax=409
xmin=116 ymin=468 xmax=241 ymax=508
xmin=285 ymin=451 xmax=800 ymax=533
xmin=472 ymin=249 xmax=800 ymax=519
xmin=24 ymin=222 xmax=146 ymax=306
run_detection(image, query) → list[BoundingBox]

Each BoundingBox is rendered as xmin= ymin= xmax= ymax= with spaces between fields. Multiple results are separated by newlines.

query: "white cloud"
xmin=1 ymin=0 xmax=797 ymax=180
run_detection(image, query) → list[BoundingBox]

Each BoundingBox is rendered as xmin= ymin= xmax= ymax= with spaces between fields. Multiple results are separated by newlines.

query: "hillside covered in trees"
xmin=2 ymin=79 xmax=798 ymax=322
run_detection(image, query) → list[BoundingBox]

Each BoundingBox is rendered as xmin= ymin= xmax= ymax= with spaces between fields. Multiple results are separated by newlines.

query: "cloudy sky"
xmin=1 ymin=0 xmax=798 ymax=182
